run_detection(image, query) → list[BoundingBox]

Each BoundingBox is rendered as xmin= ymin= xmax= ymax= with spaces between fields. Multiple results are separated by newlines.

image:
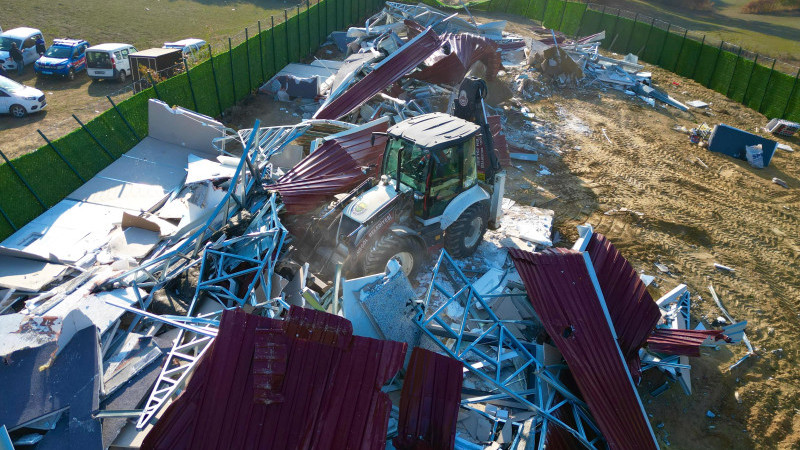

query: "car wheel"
xmin=9 ymin=104 xmax=27 ymax=118
xmin=443 ymin=201 xmax=489 ymax=258
xmin=117 ymin=70 xmax=126 ymax=83
xmin=67 ymin=68 xmax=75 ymax=81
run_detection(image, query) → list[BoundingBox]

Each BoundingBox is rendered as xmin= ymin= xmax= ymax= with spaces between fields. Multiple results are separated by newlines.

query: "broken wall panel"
xmin=510 ymin=248 xmax=658 ymax=450
xmin=142 ymin=307 xmax=405 ymax=450
xmin=410 ymin=33 xmax=503 ymax=85
xmin=313 ymin=28 xmax=441 ymax=120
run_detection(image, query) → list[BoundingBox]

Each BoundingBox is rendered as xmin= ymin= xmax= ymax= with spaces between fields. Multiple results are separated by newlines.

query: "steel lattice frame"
xmin=415 ymin=250 xmax=604 ymax=449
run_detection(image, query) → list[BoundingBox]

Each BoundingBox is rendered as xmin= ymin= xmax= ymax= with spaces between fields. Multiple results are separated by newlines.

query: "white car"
xmin=163 ymin=38 xmax=207 ymax=60
xmin=0 ymin=27 xmax=45 ymax=72
xmin=86 ymin=43 xmax=137 ymax=82
xmin=0 ymin=75 xmax=46 ymax=117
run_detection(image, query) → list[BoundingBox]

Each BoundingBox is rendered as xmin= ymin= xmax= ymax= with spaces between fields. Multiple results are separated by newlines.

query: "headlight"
xmin=23 ymin=96 xmax=38 ymax=101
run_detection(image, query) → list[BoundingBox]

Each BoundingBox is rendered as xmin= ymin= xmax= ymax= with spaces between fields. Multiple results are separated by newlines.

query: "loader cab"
xmin=382 ymin=113 xmax=480 ymax=220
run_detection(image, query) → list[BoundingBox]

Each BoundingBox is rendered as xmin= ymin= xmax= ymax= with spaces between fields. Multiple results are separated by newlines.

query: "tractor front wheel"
xmin=364 ymin=233 xmax=422 ymax=278
xmin=443 ymin=201 xmax=489 ymax=258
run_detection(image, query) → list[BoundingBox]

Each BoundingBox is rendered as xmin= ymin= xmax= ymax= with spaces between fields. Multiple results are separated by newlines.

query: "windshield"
xmin=0 ymin=76 xmax=24 ymax=93
xmin=86 ymin=51 xmax=112 ymax=68
xmin=0 ymin=37 xmax=22 ymax=51
xmin=383 ymin=138 xmax=428 ymax=193
xmin=44 ymin=45 xmax=73 ymax=59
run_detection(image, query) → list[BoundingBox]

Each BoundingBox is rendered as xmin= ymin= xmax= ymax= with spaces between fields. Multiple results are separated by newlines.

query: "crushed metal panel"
xmin=313 ymin=27 xmax=441 ymax=120
xmin=394 ymin=347 xmax=462 ymax=450
xmin=646 ymin=329 xmax=726 ymax=357
xmin=509 ymin=248 xmax=659 ymax=450
xmin=141 ymin=307 xmax=405 ymax=450
xmin=410 ymin=33 xmax=503 ymax=85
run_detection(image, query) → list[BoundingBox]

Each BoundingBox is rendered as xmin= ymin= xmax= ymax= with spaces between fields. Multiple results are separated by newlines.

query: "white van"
xmin=86 ymin=43 xmax=137 ymax=82
xmin=163 ymin=38 xmax=207 ymax=61
xmin=0 ymin=75 xmax=46 ymax=117
xmin=0 ymin=27 xmax=45 ymax=72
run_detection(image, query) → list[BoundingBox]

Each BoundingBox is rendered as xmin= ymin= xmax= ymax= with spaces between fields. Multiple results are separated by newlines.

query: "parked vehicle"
xmin=0 ymin=28 xmax=45 ymax=72
xmin=86 ymin=43 xmax=137 ymax=82
xmin=129 ymin=48 xmax=182 ymax=92
xmin=34 ymin=39 xmax=90 ymax=80
xmin=0 ymin=75 xmax=46 ymax=118
xmin=163 ymin=38 xmax=207 ymax=60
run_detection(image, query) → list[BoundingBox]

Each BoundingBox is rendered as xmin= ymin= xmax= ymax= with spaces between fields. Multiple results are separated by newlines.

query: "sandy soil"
xmin=227 ymin=13 xmax=800 ymax=448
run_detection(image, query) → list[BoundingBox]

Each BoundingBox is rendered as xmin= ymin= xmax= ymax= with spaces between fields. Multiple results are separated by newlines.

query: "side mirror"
xmin=370 ymin=132 xmax=387 ymax=147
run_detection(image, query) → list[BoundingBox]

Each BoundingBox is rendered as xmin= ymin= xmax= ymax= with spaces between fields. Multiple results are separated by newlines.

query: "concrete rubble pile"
xmin=0 ymin=4 xmax=747 ymax=450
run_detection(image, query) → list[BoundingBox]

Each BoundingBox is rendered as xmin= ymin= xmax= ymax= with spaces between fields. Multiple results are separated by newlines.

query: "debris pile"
xmin=0 ymin=4 xmax=749 ymax=449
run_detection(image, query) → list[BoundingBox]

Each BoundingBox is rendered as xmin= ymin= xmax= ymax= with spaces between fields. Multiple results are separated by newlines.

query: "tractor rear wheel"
xmin=443 ymin=201 xmax=488 ymax=258
xmin=364 ymin=233 xmax=422 ymax=278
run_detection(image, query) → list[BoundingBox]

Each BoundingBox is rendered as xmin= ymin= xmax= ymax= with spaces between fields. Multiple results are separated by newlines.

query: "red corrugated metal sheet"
xmin=647 ymin=328 xmax=727 ymax=357
xmin=489 ymin=115 xmax=510 ymax=167
xmin=313 ymin=27 xmax=441 ymax=120
xmin=509 ymin=248 xmax=658 ymax=450
xmin=584 ymin=232 xmax=661 ymax=382
xmin=393 ymin=347 xmax=462 ymax=450
xmin=410 ymin=33 xmax=503 ymax=85
xmin=142 ymin=306 xmax=406 ymax=450
xmin=271 ymin=119 xmax=389 ymax=214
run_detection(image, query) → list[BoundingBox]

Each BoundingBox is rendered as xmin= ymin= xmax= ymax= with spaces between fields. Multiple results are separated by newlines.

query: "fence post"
xmin=183 ymin=59 xmax=199 ymax=111
xmin=146 ymin=73 xmax=162 ymax=101
xmin=107 ymin=95 xmax=140 ymax=141
xmin=639 ymin=18 xmax=655 ymax=56
xmin=707 ymin=41 xmax=725 ymax=88
xmin=271 ymin=16 xmax=278 ymax=75
xmin=284 ymin=10 xmax=290 ymax=62
xmin=656 ymin=23 xmax=670 ymax=66
xmin=672 ymin=29 xmax=688 ymax=72
xmin=781 ymin=69 xmax=800 ymax=119
xmin=557 ymin=0 xmax=568 ymax=31
xmin=756 ymin=59 xmax=778 ymax=113
xmin=542 ymin=0 xmax=549 ymax=23
xmin=307 ymin=0 xmax=312 ymax=55
xmin=574 ymin=2 xmax=588 ymax=38
xmin=608 ymin=9 xmax=621 ymax=50
xmin=208 ymin=46 xmax=224 ymax=116
xmin=72 ymin=114 xmax=115 ymax=161
xmin=228 ymin=38 xmax=237 ymax=101
xmin=624 ymin=13 xmax=638 ymax=54
xmin=690 ymin=35 xmax=705 ymax=79
xmin=0 ymin=149 xmax=47 ymax=210
xmin=245 ymin=28 xmax=253 ymax=92
xmin=742 ymin=54 xmax=760 ymax=104
xmin=258 ymin=21 xmax=266 ymax=83
xmin=725 ymin=46 xmax=743 ymax=96
xmin=296 ymin=6 xmax=302 ymax=59
xmin=0 ymin=202 xmax=17 ymax=231
xmin=37 ymin=130 xmax=86 ymax=183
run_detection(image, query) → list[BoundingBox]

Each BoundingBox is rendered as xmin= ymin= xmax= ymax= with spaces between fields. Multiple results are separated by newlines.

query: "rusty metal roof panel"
xmin=393 ymin=347 xmax=463 ymax=450
xmin=142 ymin=307 xmax=406 ymax=450
xmin=313 ymin=27 xmax=441 ymax=120
xmin=272 ymin=118 xmax=389 ymax=214
xmin=509 ymin=248 xmax=658 ymax=450
xmin=647 ymin=328 xmax=726 ymax=357
xmin=410 ymin=33 xmax=503 ymax=86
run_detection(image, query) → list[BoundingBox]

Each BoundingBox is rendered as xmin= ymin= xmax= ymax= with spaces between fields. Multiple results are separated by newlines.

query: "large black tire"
xmin=364 ymin=233 xmax=422 ymax=278
xmin=443 ymin=201 xmax=489 ymax=258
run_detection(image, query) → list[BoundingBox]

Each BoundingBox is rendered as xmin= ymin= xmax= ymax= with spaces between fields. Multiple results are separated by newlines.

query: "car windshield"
xmin=0 ymin=76 xmax=24 ymax=93
xmin=44 ymin=45 xmax=73 ymax=59
xmin=0 ymin=37 xmax=23 ymax=51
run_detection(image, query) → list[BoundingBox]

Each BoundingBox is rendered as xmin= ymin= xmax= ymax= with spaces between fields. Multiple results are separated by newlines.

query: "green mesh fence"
xmin=231 ymin=41 xmax=252 ymax=101
xmin=577 ymin=8 xmax=602 ymax=36
xmin=762 ymin=72 xmax=797 ymax=118
xmin=743 ymin=63 xmax=772 ymax=110
xmin=609 ymin=16 xmax=634 ymax=54
xmin=727 ymin=57 xmax=752 ymax=102
xmin=158 ymin=73 xmax=195 ymax=109
xmin=708 ymin=50 xmax=737 ymax=94
xmin=298 ymin=9 xmax=311 ymax=59
xmin=560 ymin=2 xmax=586 ymax=37
xmin=212 ymin=51 xmax=236 ymax=111
xmin=627 ymin=20 xmax=651 ymax=56
xmin=190 ymin=60 xmax=222 ymax=117
xmin=597 ymin=11 xmax=620 ymax=48
xmin=542 ymin=0 xmax=565 ymax=29
xmin=309 ymin=3 xmax=322 ymax=50
xmin=785 ymin=81 xmax=800 ymax=122
xmin=507 ymin=0 xmax=529 ymax=18
xmin=674 ymin=38 xmax=701 ymax=79
xmin=690 ymin=43 xmax=719 ymax=87
xmin=526 ymin=0 xmax=547 ymax=21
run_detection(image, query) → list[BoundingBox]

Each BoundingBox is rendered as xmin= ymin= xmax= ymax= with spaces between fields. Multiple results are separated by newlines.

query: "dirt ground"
xmin=224 ymin=12 xmax=799 ymax=448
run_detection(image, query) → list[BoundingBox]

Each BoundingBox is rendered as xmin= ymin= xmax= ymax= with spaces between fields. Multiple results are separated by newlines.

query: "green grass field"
xmin=598 ymin=0 xmax=800 ymax=66
xmin=2 ymin=0 xmax=287 ymax=52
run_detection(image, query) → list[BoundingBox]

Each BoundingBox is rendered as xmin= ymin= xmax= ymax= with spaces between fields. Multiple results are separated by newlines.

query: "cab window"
xmin=383 ymin=139 xmax=428 ymax=194
xmin=114 ymin=51 xmax=122 ymax=59
xmin=24 ymin=36 xmax=37 ymax=49
xmin=121 ymin=49 xmax=129 ymax=58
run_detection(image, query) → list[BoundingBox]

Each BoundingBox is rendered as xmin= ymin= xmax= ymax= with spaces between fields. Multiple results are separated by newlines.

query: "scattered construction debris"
xmin=0 ymin=5 xmax=751 ymax=449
